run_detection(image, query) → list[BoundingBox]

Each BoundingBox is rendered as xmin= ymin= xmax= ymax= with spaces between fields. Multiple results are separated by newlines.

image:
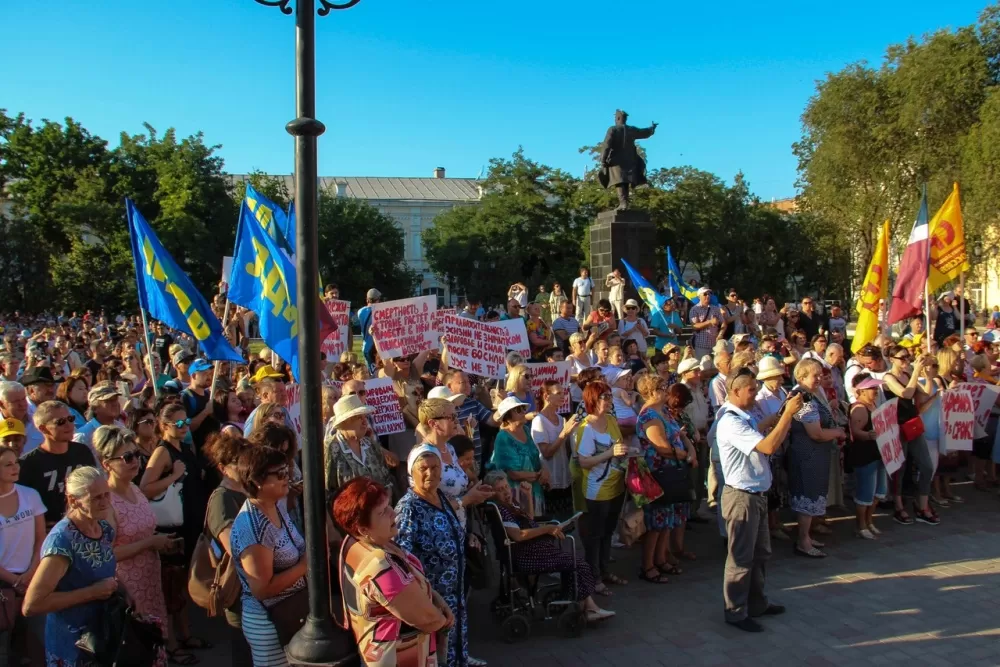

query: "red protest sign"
xmin=442 ymin=313 xmax=508 ymax=379
xmin=286 ymin=383 xmax=302 ymax=436
xmin=364 ymin=377 xmax=406 ymax=436
xmin=370 ymin=296 xmax=438 ymax=359
xmin=871 ymin=398 xmax=904 ymax=476
xmin=320 ymin=299 xmax=351 ymax=360
xmin=431 ymin=308 xmax=456 ymax=336
xmin=954 ymin=382 xmax=1000 ymax=438
xmin=941 ymin=386 xmax=975 ymax=451
xmin=524 ymin=362 xmax=572 ymax=413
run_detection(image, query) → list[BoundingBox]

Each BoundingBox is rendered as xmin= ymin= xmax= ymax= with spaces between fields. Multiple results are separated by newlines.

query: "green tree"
xmin=316 ymin=188 xmax=420 ymax=305
xmin=423 ymin=149 xmax=586 ymax=305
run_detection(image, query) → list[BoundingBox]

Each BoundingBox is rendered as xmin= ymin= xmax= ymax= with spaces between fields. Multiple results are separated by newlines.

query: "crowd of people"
xmin=0 ymin=273 xmax=998 ymax=665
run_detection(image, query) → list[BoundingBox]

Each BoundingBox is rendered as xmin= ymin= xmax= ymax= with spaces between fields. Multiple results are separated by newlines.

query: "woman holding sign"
xmin=847 ymin=374 xmax=887 ymax=540
xmin=882 ymin=346 xmax=937 ymax=525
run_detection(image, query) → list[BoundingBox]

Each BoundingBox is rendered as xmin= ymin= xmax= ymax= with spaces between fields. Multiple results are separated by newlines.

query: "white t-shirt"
xmin=531 ymin=414 xmax=571 ymax=490
xmin=0 ymin=485 xmax=46 ymax=575
xmin=617 ymin=318 xmax=648 ymax=354
xmin=572 ymin=277 xmax=593 ymax=297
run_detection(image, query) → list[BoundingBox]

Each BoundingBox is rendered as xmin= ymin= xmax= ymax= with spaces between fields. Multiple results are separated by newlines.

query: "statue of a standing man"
xmin=598 ymin=110 xmax=658 ymax=211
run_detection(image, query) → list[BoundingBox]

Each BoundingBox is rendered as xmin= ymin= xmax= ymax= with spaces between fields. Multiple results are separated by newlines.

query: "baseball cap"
xmin=697 ymin=287 xmax=712 ymax=296
xmin=252 ymin=365 xmax=284 ymax=384
xmin=624 ymin=298 xmax=639 ymax=308
xmin=88 ymin=382 xmax=121 ymax=404
xmin=677 ymin=358 xmax=700 ymax=375
xmin=0 ymin=418 xmax=25 ymax=439
xmin=171 ymin=348 xmax=196 ymax=367
xmin=367 ymin=288 xmax=382 ymax=300
xmin=428 ymin=386 xmax=466 ymax=404
xmin=189 ymin=358 xmax=213 ymax=374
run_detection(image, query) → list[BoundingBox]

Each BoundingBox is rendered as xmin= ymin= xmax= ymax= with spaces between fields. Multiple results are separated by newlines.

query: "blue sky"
xmin=3 ymin=0 xmax=989 ymax=200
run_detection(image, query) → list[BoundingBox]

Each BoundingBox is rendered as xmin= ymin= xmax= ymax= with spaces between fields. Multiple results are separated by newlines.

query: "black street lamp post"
xmin=253 ymin=0 xmax=361 ymax=664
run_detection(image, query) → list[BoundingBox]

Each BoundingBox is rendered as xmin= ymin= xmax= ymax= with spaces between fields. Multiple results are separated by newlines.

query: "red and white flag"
xmin=887 ymin=191 xmax=930 ymax=325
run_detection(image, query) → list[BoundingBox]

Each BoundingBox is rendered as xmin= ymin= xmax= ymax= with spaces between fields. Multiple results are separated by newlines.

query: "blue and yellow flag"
xmin=229 ymin=198 xmax=302 ymax=381
xmin=621 ymin=259 xmax=667 ymax=313
xmin=126 ymin=199 xmax=243 ymax=362
xmin=244 ymin=184 xmax=294 ymax=256
xmin=667 ymin=246 xmax=718 ymax=305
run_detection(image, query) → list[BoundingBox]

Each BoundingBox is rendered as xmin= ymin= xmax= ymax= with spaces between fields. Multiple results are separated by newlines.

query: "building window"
xmin=411 ymin=231 xmax=422 ymax=261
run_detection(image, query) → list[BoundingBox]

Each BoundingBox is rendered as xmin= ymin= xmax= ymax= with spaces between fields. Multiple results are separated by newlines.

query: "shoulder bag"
xmin=266 ymin=515 xmax=310 ymax=646
xmin=188 ymin=489 xmax=241 ymax=616
xmin=149 ymin=481 xmax=184 ymax=529
xmin=0 ymin=584 xmax=17 ymax=632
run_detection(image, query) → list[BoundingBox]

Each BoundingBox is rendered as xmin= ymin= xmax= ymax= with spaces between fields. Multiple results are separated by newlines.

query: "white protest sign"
xmin=442 ymin=313 xmax=508 ymax=379
xmin=871 ymin=398 xmax=904 ymax=476
xmin=431 ymin=308 xmax=456 ymax=336
xmin=286 ymin=383 xmax=302 ymax=436
xmin=370 ymin=296 xmax=438 ymax=359
xmin=525 ymin=361 xmax=572 ymax=413
xmin=941 ymin=386 xmax=975 ymax=451
xmin=364 ymin=376 xmax=406 ymax=436
xmin=320 ymin=299 xmax=351 ymax=360
xmin=495 ymin=318 xmax=531 ymax=357
xmin=955 ymin=382 xmax=1000 ymax=439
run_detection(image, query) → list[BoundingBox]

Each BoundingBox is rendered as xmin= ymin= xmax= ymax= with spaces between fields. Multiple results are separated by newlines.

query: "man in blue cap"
xmin=181 ymin=358 xmax=219 ymax=449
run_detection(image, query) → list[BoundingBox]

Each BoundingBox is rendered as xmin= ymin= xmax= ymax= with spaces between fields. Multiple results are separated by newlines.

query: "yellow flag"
xmin=927 ymin=182 xmax=969 ymax=294
xmin=852 ymin=220 xmax=890 ymax=354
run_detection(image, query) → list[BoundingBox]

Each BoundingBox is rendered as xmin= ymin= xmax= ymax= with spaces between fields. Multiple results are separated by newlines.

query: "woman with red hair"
xmin=333 ymin=476 xmax=453 ymax=666
xmin=571 ymin=381 xmax=629 ymax=595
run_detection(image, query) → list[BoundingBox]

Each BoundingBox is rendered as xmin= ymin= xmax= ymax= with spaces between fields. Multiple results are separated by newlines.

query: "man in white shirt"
xmin=709 ymin=347 xmax=732 ymax=412
xmin=572 ymin=267 xmax=594 ymax=324
xmin=843 ymin=344 xmax=886 ymax=403
xmin=605 ymin=268 xmax=626 ymax=319
xmin=0 ymin=381 xmax=43 ymax=455
xmin=717 ymin=369 xmax=801 ymax=632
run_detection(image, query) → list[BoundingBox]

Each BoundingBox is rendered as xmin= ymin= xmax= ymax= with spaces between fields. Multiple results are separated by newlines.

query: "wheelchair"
xmin=483 ymin=501 xmax=587 ymax=643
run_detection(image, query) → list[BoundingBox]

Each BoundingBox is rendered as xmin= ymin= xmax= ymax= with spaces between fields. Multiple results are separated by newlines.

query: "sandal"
xmin=893 ymin=510 xmax=914 ymax=525
xmin=638 ymin=567 xmax=670 ymax=584
xmin=167 ymin=649 xmax=200 ymax=665
xmin=678 ymin=550 xmax=697 ymax=561
xmin=602 ymin=573 xmax=628 ymax=586
xmin=794 ymin=545 xmax=827 ymax=558
xmin=811 ymin=524 xmax=832 ymax=535
xmin=593 ymin=584 xmax=612 ymax=597
xmin=656 ymin=561 xmax=683 ymax=575
xmin=179 ymin=637 xmax=213 ymax=651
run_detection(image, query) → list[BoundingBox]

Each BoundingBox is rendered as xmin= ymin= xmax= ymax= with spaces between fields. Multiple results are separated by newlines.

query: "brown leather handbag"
xmin=188 ymin=490 xmax=241 ymax=616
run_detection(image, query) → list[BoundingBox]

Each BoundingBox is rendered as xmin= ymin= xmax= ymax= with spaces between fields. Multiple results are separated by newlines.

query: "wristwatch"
xmin=456 ymin=497 xmax=464 ymax=510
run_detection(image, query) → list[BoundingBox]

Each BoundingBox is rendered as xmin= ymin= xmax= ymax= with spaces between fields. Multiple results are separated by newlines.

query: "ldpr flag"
xmin=852 ymin=220 xmax=890 ymax=353
xmin=887 ymin=188 xmax=930 ymax=325
xmin=621 ymin=258 xmax=667 ymax=312
xmin=667 ymin=247 xmax=718 ymax=305
xmin=927 ymin=182 xmax=969 ymax=294
xmin=125 ymin=199 xmax=243 ymax=362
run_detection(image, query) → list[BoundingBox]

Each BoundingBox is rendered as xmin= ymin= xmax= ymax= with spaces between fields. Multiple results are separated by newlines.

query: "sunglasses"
xmin=170 ymin=418 xmax=192 ymax=428
xmin=48 ymin=416 xmax=73 ymax=427
xmin=266 ymin=465 xmax=290 ymax=481
xmin=346 ymin=389 xmax=367 ymax=397
xmin=967 ymin=332 xmax=979 ymax=337
xmin=626 ymin=306 xmax=638 ymax=311
xmin=729 ymin=293 xmax=738 ymax=298
xmin=112 ymin=450 xmax=142 ymax=464
xmin=599 ymin=308 xmax=611 ymax=314
xmin=137 ymin=418 xmax=155 ymax=426
xmin=600 ymin=393 xmax=613 ymax=401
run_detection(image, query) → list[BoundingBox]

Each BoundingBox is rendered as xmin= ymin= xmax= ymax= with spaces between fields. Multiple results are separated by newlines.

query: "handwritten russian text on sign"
xmin=494 ymin=318 xmax=531 ymax=357
xmin=941 ymin=386 xmax=975 ymax=451
xmin=524 ymin=362 xmax=572 ymax=413
xmin=370 ymin=296 xmax=438 ymax=359
xmin=320 ymin=299 xmax=351 ymax=360
xmin=442 ymin=314 xmax=508 ymax=379
xmin=871 ymin=398 xmax=904 ymax=476
xmin=365 ymin=377 xmax=406 ymax=436
xmin=431 ymin=308 xmax=456 ymax=337
xmin=954 ymin=382 xmax=1000 ymax=439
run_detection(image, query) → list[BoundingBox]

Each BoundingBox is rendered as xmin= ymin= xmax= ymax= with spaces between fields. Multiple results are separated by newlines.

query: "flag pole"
xmin=960 ymin=269 xmax=966 ymax=341
xmin=139 ymin=308 xmax=159 ymax=399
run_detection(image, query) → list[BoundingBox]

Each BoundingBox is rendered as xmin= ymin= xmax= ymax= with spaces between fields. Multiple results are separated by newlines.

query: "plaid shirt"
xmin=689 ymin=304 xmax=724 ymax=350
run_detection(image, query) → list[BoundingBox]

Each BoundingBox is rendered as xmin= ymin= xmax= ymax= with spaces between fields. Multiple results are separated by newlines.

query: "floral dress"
xmin=637 ymin=406 xmax=691 ymax=530
xmin=40 ymin=518 xmax=117 ymax=667
xmin=395 ymin=490 xmax=467 ymax=667
xmin=488 ymin=426 xmax=545 ymax=516
xmin=787 ymin=387 xmax=835 ymax=517
xmin=111 ymin=486 xmax=167 ymax=667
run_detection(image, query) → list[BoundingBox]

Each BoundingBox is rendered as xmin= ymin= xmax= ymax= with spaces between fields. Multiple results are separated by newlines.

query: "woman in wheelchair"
xmin=483 ymin=471 xmax=615 ymax=622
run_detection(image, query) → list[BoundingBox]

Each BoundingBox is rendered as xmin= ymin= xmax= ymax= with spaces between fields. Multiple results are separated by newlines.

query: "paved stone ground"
xmin=192 ymin=481 xmax=1000 ymax=666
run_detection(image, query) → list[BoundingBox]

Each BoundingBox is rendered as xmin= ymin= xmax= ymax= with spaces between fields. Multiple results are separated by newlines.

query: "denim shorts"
xmin=854 ymin=459 xmax=887 ymax=507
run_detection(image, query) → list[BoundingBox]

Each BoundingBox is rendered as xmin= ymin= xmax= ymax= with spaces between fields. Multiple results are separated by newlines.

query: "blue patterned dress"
xmin=40 ymin=517 xmax=117 ymax=667
xmin=787 ymin=386 xmax=834 ymax=517
xmin=229 ymin=500 xmax=306 ymax=667
xmin=637 ymin=406 xmax=691 ymax=530
xmin=395 ymin=489 xmax=466 ymax=667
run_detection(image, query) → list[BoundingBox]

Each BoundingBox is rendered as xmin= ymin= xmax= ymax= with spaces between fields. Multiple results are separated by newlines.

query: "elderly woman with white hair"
xmin=785 ymin=359 xmax=847 ymax=558
xmin=23 ymin=467 xmax=119 ymax=665
xmin=395 ymin=445 xmax=471 ymax=667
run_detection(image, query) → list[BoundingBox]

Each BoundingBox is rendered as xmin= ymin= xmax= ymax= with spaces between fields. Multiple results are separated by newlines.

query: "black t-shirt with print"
xmin=153 ymin=333 xmax=174 ymax=364
xmin=18 ymin=443 xmax=97 ymax=523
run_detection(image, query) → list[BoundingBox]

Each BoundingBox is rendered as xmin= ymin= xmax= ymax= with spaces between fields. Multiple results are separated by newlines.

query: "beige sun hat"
xmin=331 ymin=394 xmax=372 ymax=428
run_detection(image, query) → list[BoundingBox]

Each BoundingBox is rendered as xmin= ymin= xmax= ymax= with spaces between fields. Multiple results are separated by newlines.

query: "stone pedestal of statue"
xmin=589 ymin=209 xmax=658 ymax=304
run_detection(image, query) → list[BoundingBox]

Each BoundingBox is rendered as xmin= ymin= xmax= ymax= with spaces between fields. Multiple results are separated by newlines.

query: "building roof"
xmin=229 ymin=174 xmax=482 ymax=202
xmin=766 ymin=197 xmax=798 ymax=213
